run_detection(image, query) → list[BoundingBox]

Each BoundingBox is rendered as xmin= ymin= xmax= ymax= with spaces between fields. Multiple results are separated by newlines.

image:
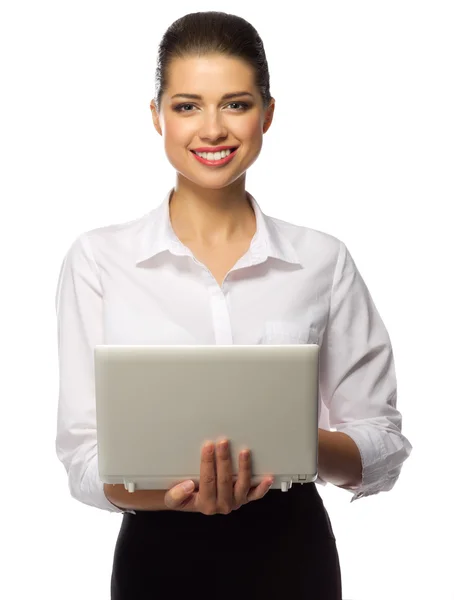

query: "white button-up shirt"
xmin=55 ymin=188 xmax=412 ymax=514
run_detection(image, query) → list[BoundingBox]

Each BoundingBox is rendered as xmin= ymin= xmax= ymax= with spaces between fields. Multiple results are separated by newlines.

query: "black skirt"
xmin=110 ymin=482 xmax=342 ymax=599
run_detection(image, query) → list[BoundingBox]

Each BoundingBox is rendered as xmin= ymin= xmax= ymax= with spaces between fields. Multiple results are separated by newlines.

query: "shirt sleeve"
xmin=55 ymin=233 xmax=135 ymax=514
xmin=319 ymin=240 xmax=412 ymax=502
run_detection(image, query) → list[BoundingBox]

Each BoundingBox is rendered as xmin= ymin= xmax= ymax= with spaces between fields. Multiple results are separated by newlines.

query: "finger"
xmin=216 ymin=439 xmax=233 ymax=514
xmin=164 ymin=480 xmax=195 ymax=510
xmin=233 ymin=448 xmax=252 ymax=508
xmin=246 ymin=477 xmax=274 ymax=503
xmin=198 ymin=441 xmax=217 ymax=513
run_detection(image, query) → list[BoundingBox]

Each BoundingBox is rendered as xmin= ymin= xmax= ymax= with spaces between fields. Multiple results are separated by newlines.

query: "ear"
xmin=263 ymin=98 xmax=275 ymax=134
xmin=150 ymin=100 xmax=162 ymax=136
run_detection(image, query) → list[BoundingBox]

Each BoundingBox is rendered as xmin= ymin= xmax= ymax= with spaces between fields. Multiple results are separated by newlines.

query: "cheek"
xmin=163 ymin=117 xmax=192 ymax=147
xmin=233 ymin=115 xmax=263 ymax=142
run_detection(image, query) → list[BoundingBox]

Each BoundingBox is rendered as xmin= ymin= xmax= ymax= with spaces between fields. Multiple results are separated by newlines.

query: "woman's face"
xmin=151 ymin=54 xmax=274 ymax=190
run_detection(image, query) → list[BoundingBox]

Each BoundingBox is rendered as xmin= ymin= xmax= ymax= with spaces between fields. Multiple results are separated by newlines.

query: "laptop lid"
xmin=94 ymin=344 xmax=319 ymax=493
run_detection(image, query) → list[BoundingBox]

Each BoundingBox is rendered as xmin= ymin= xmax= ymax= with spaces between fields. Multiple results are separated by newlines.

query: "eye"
xmin=173 ymin=103 xmax=196 ymax=113
xmin=173 ymin=102 xmax=250 ymax=113
xmin=227 ymin=102 xmax=249 ymax=111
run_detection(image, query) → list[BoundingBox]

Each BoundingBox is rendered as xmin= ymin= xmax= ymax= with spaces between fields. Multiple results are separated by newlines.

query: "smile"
xmin=190 ymin=147 xmax=238 ymax=166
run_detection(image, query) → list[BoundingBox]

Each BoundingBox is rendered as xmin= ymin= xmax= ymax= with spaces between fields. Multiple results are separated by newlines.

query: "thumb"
xmin=165 ymin=480 xmax=195 ymax=509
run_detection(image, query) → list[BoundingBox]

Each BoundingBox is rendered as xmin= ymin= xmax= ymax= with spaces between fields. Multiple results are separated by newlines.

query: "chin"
xmin=183 ymin=175 xmax=242 ymax=191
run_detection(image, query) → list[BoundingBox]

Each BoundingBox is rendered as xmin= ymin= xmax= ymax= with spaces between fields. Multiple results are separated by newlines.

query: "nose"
xmin=198 ymin=108 xmax=228 ymax=142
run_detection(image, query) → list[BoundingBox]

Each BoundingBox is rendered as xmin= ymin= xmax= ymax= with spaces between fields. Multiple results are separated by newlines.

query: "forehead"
xmin=165 ymin=54 xmax=256 ymax=96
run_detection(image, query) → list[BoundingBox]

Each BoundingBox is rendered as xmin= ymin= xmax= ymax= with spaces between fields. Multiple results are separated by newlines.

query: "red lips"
xmin=191 ymin=146 xmax=238 ymax=152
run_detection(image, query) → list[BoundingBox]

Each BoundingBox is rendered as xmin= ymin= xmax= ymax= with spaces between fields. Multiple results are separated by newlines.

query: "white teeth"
xmin=194 ymin=148 xmax=233 ymax=160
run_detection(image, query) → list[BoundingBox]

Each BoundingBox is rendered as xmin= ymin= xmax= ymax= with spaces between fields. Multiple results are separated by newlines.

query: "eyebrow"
xmin=170 ymin=91 xmax=254 ymax=101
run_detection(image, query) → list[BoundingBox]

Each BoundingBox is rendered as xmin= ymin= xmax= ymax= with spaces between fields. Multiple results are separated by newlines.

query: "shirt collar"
xmin=135 ymin=188 xmax=303 ymax=268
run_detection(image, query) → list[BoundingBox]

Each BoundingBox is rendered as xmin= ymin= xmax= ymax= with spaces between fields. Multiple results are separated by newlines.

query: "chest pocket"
xmin=260 ymin=320 xmax=320 ymax=345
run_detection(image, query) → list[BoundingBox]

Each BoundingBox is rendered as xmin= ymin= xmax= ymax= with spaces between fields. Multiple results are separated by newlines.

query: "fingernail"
xmin=182 ymin=481 xmax=194 ymax=493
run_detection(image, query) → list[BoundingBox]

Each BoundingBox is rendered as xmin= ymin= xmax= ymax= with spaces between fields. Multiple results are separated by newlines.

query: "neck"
xmin=169 ymin=177 xmax=256 ymax=246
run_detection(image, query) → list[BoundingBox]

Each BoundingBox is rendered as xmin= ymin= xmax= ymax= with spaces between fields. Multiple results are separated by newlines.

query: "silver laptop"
xmin=94 ymin=344 xmax=319 ymax=493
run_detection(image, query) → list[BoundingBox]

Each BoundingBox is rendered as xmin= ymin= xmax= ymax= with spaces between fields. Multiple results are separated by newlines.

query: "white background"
xmin=1 ymin=1 xmax=453 ymax=599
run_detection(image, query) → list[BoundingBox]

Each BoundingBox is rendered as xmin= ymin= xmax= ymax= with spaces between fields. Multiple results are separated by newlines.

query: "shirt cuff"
xmin=84 ymin=455 xmax=136 ymax=515
xmin=335 ymin=424 xmax=389 ymax=502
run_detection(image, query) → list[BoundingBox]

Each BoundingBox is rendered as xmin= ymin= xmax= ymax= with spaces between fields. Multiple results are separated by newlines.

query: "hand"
xmin=164 ymin=439 xmax=274 ymax=514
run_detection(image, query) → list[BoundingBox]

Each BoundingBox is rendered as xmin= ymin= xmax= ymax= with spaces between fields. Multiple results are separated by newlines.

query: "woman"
xmin=55 ymin=11 xmax=412 ymax=599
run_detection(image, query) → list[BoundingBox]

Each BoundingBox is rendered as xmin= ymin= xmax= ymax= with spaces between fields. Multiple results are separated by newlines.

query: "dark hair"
xmin=154 ymin=11 xmax=272 ymax=112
